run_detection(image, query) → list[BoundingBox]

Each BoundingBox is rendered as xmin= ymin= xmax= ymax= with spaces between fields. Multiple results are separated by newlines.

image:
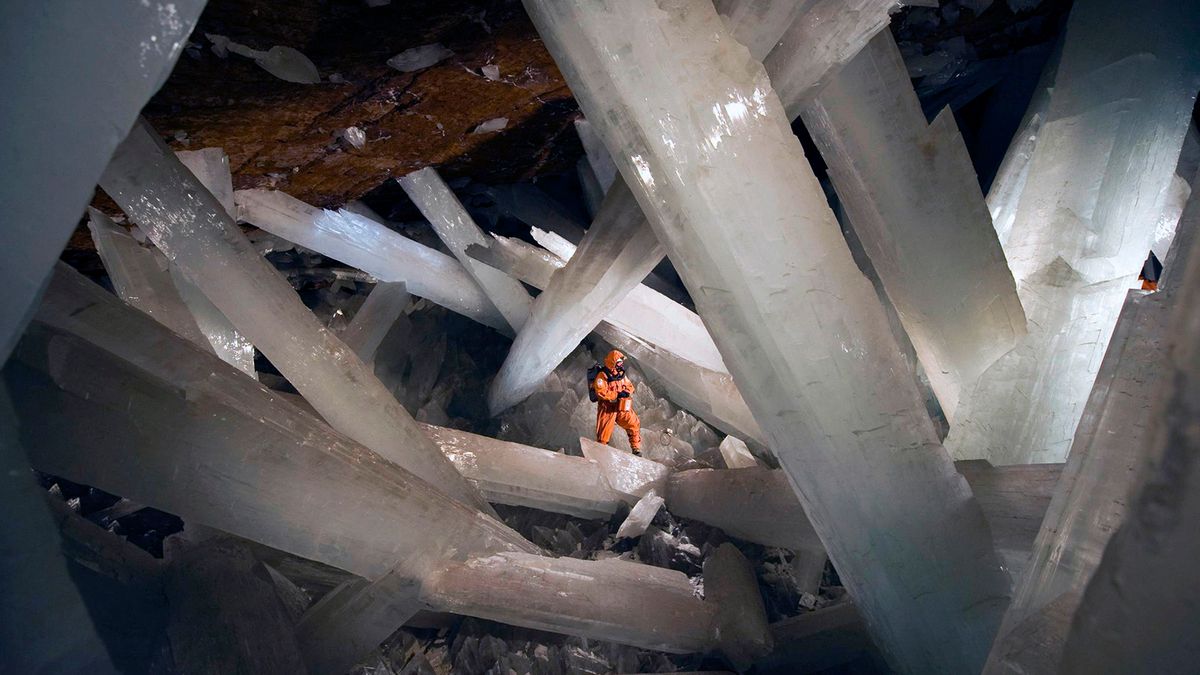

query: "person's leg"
xmin=616 ymin=410 xmax=642 ymax=454
xmin=595 ymin=408 xmax=617 ymax=444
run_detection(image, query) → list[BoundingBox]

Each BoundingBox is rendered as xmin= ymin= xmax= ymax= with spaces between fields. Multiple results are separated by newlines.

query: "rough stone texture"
xmin=142 ymin=0 xmax=580 ymax=209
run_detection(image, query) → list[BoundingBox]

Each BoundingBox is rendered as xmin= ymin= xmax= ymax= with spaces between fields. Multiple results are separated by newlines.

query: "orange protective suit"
xmin=593 ymin=350 xmax=641 ymax=452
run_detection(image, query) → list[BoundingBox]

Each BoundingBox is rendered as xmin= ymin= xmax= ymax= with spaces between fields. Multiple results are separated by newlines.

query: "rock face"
xmin=143 ymin=0 xmax=580 ymax=208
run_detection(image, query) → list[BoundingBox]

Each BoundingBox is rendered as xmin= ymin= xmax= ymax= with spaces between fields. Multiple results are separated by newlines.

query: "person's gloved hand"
xmin=618 ymin=391 xmax=630 ymax=399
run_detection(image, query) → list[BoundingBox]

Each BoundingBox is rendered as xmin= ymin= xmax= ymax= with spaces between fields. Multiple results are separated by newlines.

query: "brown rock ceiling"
xmin=143 ymin=0 xmax=581 ymax=209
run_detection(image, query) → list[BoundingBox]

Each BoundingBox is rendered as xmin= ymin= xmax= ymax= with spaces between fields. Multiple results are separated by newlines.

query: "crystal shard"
xmin=799 ymin=32 xmax=1027 ymax=422
xmin=579 ymin=437 xmax=668 ymax=504
xmin=100 ymin=119 xmax=493 ymax=514
xmin=399 ymin=167 xmax=532 ymax=332
xmin=235 ymin=189 xmax=509 ymax=333
xmin=522 ymin=3 xmax=1011 ymax=670
xmin=614 ymin=489 xmax=665 ymax=539
xmin=489 ymin=181 xmax=665 ymax=414
xmin=947 ymin=0 xmax=1200 ymax=465
xmin=718 ymin=434 xmax=760 ymax=469
xmin=0 ymin=0 xmax=204 ymax=360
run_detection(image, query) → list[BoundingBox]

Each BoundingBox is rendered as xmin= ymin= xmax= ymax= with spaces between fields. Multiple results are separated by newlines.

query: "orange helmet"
xmin=604 ymin=350 xmax=625 ymax=371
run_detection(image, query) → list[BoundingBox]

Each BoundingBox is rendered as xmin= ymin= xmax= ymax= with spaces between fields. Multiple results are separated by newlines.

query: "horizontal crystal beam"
xmin=489 ymin=181 xmax=666 ymax=414
xmin=946 ymin=0 xmax=1200 ymax=465
xmin=798 ymin=32 xmax=1027 ymax=421
xmin=522 ymin=2 xmax=1012 ymax=670
xmin=100 ymin=119 xmax=493 ymax=514
xmin=399 ymin=168 xmax=533 ymax=332
xmin=235 ymin=188 xmax=510 ymax=334
xmin=420 ymin=552 xmax=716 ymax=654
xmin=8 ymin=264 xmax=533 ymax=582
xmin=0 ymin=0 xmax=204 ymax=361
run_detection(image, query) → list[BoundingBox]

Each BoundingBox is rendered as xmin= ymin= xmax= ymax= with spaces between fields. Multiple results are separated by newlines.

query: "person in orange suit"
xmin=593 ymin=350 xmax=642 ymax=455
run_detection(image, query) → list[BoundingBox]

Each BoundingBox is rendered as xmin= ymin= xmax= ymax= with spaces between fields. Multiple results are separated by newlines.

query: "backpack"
xmin=586 ymin=364 xmax=603 ymax=402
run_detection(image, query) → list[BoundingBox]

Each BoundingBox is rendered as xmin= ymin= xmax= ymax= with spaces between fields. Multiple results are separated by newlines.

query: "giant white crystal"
xmin=521 ymin=3 xmax=1011 ymax=671
xmin=0 ymin=0 xmax=204 ymax=361
xmin=339 ymin=282 xmax=410 ymax=363
xmin=798 ymin=32 xmax=1027 ymax=422
xmin=236 ymin=189 xmax=509 ymax=333
xmin=101 ymin=119 xmax=494 ymax=515
xmin=399 ymin=167 xmax=532 ymax=332
xmin=489 ymin=181 xmax=666 ymax=414
xmin=947 ymin=0 xmax=1200 ymax=465
xmin=1057 ymin=188 xmax=1200 ymax=674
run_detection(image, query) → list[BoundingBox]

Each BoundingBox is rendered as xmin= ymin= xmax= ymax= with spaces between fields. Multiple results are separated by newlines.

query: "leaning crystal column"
xmin=521 ymin=3 xmax=1011 ymax=672
xmin=489 ymin=181 xmax=665 ymax=414
xmin=798 ymin=31 xmax=1027 ymax=422
xmin=946 ymin=0 xmax=1200 ymax=465
xmin=1057 ymin=193 xmax=1200 ymax=674
xmin=399 ymin=167 xmax=532 ymax=332
xmin=0 ymin=0 xmax=204 ymax=360
xmin=100 ymin=118 xmax=494 ymax=515
xmin=983 ymin=167 xmax=1200 ymax=674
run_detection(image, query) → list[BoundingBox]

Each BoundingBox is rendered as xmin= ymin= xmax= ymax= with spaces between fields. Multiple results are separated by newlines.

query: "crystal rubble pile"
xmin=100 ymin=118 xmax=492 ymax=515
xmin=946 ymin=0 xmax=1200 ymax=465
xmin=522 ymin=1 xmax=1011 ymax=672
xmin=983 ymin=167 xmax=1200 ymax=673
xmin=12 ymin=265 xmax=786 ymax=670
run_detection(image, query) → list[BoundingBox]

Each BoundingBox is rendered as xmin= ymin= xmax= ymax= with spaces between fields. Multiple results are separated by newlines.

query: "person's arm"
xmin=593 ymin=372 xmax=619 ymax=402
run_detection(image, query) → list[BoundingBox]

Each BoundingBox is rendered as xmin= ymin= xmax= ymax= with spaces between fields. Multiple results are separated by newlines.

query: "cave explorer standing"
xmin=590 ymin=350 xmax=642 ymax=455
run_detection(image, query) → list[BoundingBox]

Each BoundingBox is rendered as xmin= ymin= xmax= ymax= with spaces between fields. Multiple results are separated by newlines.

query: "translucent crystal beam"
xmin=947 ymin=0 xmax=1200 ymax=465
xmin=0 ymin=0 xmax=204 ymax=360
xmin=489 ymin=181 xmax=666 ymax=414
xmin=797 ymin=31 xmax=1026 ymax=422
xmin=235 ymin=189 xmax=509 ymax=333
xmin=8 ymin=265 xmax=533 ymax=582
xmin=173 ymin=148 xmax=258 ymax=378
xmin=86 ymin=208 xmax=210 ymax=347
xmin=100 ymin=119 xmax=494 ymax=514
xmin=340 ymin=282 xmax=410 ymax=363
xmin=983 ymin=167 xmax=1200 ymax=674
xmin=399 ymin=167 xmax=532 ymax=332
xmin=521 ymin=3 xmax=1011 ymax=671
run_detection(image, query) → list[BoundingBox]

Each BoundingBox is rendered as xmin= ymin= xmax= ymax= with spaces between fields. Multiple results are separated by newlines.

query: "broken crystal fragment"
xmin=481 ymin=64 xmax=500 ymax=81
xmin=101 ymin=119 xmax=494 ymax=514
xmin=522 ymin=3 xmax=1012 ymax=670
xmin=718 ymin=435 xmax=759 ymax=469
xmin=614 ymin=489 xmax=664 ymax=539
xmin=705 ymin=543 xmax=773 ymax=670
xmin=207 ymin=34 xmax=320 ymax=84
xmin=336 ymin=126 xmax=367 ymax=149
xmin=235 ymin=189 xmax=509 ymax=333
xmin=386 ymin=44 xmax=453 ymax=72
xmin=399 ymin=167 xmax=532 ymax=332
xmin=473 ymin=117 xmax=508 ymax=134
